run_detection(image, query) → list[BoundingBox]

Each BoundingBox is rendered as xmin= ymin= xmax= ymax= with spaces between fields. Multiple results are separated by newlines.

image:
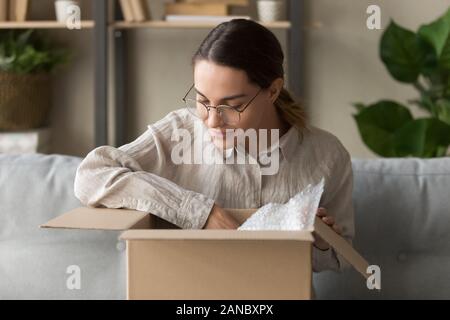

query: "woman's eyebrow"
xmin=194 ymin=87 xmax=247 ymax=101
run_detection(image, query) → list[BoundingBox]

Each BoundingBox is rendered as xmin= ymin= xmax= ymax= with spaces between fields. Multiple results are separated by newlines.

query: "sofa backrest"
xmin=314 ymin=157 xmax=450 ymax=299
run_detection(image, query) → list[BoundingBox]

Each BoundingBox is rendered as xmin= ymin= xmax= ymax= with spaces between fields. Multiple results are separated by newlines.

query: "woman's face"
xmin=193 ymin=59 xmax=280 ymax=150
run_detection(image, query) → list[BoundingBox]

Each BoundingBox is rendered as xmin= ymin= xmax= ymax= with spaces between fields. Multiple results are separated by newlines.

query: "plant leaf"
xmin=435 ymin=99 xmax=450 ymax=125
xmin=393 ymin=118 xmax=450 ymax=157
xmin=0 ymin=29 xmax=69 ymax=74
xmin=418 ymin=8 xmax=450 ymax=57
xmin=409 ymin=93 xmax=435 ymax=115
xmin=353 ymin=100 xmax=413 ymax=156
xmin=419 ymin=8 xmax=450 ymax=71
xmin=436 ymin=145 xmax=449 ymax=157
xmin=439 ymin=34 xmax=450 ymax=70
xmin=16 ymin=29 xmax=34 ymax=50
xmin=380 ymin=21 xmax=427 ymax=83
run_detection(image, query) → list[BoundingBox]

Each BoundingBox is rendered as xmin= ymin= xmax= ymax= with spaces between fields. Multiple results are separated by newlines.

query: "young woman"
xmin=74 ymin=19 xmax=354 ymax=273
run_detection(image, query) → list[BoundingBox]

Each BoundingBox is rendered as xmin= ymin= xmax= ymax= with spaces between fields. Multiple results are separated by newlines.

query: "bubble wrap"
xmin=238 ymin=178 xmax=325 ymax=231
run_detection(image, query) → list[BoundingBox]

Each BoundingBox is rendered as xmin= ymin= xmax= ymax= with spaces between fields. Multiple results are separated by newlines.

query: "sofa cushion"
xmin=0 ymin=154 xmax=126 ymax=299
xmin=314 ymin=157 xmax=450 ymax=299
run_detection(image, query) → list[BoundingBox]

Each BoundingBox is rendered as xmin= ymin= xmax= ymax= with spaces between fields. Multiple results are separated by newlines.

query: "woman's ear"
xmin=269 ymin=78 xmax=284 ymax=103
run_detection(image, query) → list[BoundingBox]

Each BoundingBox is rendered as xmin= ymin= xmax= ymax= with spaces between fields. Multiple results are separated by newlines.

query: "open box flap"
xmin=39 ymin=207 xmax=262 ymax=232
xmin=40 ymin=207 xmax=149 ymax=231
xmin=314 ymin=217 xmax=370 ymax=279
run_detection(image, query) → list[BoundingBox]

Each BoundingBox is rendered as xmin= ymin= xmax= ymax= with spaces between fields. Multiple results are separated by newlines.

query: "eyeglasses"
xmin=182 ymin=83 xmax=263 ymax=125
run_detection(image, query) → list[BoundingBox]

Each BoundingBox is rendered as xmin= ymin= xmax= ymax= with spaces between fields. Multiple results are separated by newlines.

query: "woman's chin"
xmin=212 ymin=136 xmax=234 ymax=150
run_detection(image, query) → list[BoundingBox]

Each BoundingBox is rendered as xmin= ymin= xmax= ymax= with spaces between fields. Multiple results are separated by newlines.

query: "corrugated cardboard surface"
xmin=123 ymin=209 xmax=314 ymax=299
xmin=126 ymin=239 xmax=312 ymax=300
xmin=40 ymin=207 xmax=149 ymax=230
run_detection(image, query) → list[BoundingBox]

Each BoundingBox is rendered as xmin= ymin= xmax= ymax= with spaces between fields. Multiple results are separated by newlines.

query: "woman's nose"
xmin=207 ymin=108 xmax=224 ymax=128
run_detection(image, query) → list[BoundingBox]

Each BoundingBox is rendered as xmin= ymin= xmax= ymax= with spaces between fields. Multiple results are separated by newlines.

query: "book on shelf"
xmin=119 ymin=0 xmax=134 ymax=22
xmin=6 ymin=0 xmax=29 ymax=22
xmin=0 ymin=0 xmax=8 ymax=21
xmin=8 ymin=0 xmax=15 ymax=21
xmin=141 ymin=0 xmax=151 ymax=20
xmin=180 ymin=0 xmax=249 ymax=6
xmin=0 ymin=127 xmax=51 ymax=154
xmin=15 ymin=0 xmax=28 ymax=21
xmin=165 ymin=2 xmax=229 ymax=16
xmin=129 ymin=0 xmax=150 ymax=22
xmin=165 ymin=14 xmax=251 ymax=23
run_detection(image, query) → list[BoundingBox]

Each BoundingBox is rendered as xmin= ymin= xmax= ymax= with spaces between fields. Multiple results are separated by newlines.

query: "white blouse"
xmin=74 ymin=108 xmax=355 ymax=273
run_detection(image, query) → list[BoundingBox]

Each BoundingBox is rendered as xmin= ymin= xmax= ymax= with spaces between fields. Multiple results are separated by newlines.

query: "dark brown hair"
xmin=192 ymin=19 xmax=307 ymax=129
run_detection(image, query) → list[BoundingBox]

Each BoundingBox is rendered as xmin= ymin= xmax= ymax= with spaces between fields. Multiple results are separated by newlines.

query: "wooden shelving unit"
xmin=0 ymin=20 xmax=95 ymax=29
xmin=0 ymin=20 xmax=288 ymax=30
xmin=112 ymin=20 xmax=291 ymax=30
xmin=0 ymin=0 xmax=304 ymax=149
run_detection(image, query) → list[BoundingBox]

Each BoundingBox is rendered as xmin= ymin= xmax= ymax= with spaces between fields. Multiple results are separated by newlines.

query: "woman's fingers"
xmin=314 ymin=207 xmax=342 ymax=246
xmin=316 ymin=208 xmax=340 ymax=234
xmin=316 ymin=207 xmax=327 ymax=217
xmin=322 ymin=215 xmax=335 ymax=226
xmin=332 ymin=224 xmax=342 ymax=235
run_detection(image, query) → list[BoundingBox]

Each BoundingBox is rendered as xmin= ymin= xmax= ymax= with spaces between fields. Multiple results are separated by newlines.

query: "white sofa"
xmin=1 ymin=153 xmax=449 ymax=299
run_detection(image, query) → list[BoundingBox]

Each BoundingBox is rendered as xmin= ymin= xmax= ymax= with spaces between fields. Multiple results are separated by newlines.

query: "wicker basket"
xmin=0 ymin=72 xmax=52 ymax=131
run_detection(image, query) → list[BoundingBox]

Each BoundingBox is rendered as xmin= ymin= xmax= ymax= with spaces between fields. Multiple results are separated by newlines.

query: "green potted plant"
xmin=353 ymin=8 xmax=450 ymax=158
xmin=0 ymin=29 xmax=69 ymax=131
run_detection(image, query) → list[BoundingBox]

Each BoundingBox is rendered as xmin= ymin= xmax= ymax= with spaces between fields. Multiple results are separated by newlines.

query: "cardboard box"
xmin=41 ymin=207 xmax=369 ymax=300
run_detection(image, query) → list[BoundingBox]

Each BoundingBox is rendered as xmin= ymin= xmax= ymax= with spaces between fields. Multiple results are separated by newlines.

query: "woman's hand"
xmin=313 ymin=207 xmax=342 ymax=251
xmin=203 ymin=204 xmax=240 ymax=229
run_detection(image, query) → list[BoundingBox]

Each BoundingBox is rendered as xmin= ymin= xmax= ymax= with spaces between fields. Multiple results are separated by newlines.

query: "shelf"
xmin=112 ymin=20 xmax=291 ymax=30
xmin=0 ymin=20 xmax=289 ymax=30
xmin=0 ymin=20 xmax=95 ymax=29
